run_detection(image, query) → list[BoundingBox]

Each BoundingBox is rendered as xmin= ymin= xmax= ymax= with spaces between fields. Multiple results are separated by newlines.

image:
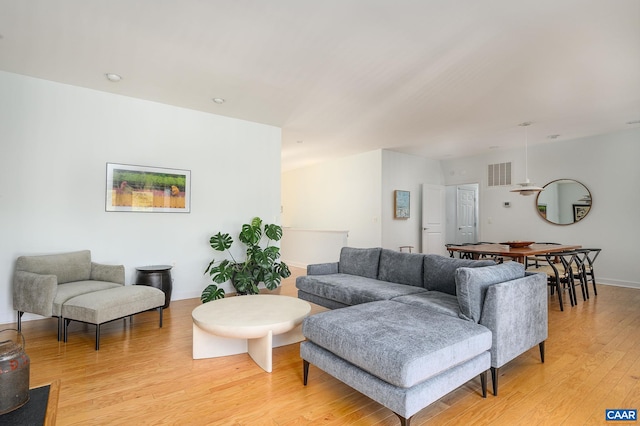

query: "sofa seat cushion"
xmin=391 ymin=291 xmax=460 ymax=318
xmin=296 ymin=274 xmax=427 ymax=306
xmin=423 ymin=255 xmax=496 ymax=295
xmin=338 ymin=247 xmax=381 ymax=279
xmin=302 ymin=300 xmax=492 ymax=388
xmin=52 ymin=281 xmax=121 ymax=316
xmin=456 ymin=262 xmax=525 ymax=323
xmin=377 ymin=249 xmax=424 ymax=287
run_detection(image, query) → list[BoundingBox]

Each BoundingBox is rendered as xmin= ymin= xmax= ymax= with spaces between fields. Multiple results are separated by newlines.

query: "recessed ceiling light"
xmin=212 ymin=98 xmax=225 ymax=104
xmin=105 ymin=73 xmax=122 ymax=82
xmin=626 ymin=120 xmax=640 ymax=125
xmin=547 ymin=134 xmax=561 ymax=139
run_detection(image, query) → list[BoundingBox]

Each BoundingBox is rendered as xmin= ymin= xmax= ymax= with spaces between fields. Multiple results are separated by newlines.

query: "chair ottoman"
xmin=61 ymin=285 xmax=165 ymax=350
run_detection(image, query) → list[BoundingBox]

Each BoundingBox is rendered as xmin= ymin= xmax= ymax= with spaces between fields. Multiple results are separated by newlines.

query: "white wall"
xmin=281 ymin=228 xmax=348 ymax=267
xmin=0 ymin=71 xmax=282 ymax=324
xmin=281 ymin=149 xmax=445 ymax=258
xmin=281 ymin=150 xmax=382 ymax=248
xmin=381 ymin=150 xmax=445 ymax=251
xmin=441 ymin=128 xmax=640 ymax=288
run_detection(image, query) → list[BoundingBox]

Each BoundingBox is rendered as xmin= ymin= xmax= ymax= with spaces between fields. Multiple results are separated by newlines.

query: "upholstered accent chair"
xmin=13 ymin=250 xmax=124 ymax=338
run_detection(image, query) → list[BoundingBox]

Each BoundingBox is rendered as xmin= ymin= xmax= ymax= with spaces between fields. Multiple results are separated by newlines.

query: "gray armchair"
xmin=13 ymin=250 xmax=124 ymax=338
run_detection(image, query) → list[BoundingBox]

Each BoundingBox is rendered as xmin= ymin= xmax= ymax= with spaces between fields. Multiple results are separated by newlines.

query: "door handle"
xmin=423 ymin=227 xmax=429 ymax=230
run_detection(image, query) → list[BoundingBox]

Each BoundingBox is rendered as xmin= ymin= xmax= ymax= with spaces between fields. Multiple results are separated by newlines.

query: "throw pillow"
xmin=338 ymin=247 xmax=382 ymax=279
xmin=423 ymin=255 xmax=495 ymax=295
xmin=456 ymin=262 xmax=525 ymax=323
xmin=377 ymin=249 xmax=424 ymax=287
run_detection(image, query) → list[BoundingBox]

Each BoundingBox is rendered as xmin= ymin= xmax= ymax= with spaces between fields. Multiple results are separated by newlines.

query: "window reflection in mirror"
xmin=536 ymin=179 xmax=592 ymax=225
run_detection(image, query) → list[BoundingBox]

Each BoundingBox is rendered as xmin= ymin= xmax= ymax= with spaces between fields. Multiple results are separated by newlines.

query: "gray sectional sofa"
xmin=297 ymin=247 xmax=548 ymax=425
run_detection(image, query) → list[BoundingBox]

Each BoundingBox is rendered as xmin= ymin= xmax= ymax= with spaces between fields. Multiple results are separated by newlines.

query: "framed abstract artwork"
xmin=394 ymin=190 xmax=410 ymax=219
xmin=105 ymin=163 xmax=191 ymax=213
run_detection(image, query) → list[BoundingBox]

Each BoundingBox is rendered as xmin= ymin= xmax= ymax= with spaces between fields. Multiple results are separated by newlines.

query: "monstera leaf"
xmin=201 ymin=284 xmax=225 ymax=302
xmin=210 ymin=232 xmax=233 ymax=251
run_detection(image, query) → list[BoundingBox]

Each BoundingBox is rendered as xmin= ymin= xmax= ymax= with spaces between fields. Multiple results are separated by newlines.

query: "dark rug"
xmin=0 ymin=385 xmax=50 ymax=426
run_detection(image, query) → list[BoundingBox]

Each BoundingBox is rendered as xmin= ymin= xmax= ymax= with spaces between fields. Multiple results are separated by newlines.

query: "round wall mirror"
xmin=536 ymin=179 xmax=592 ymax=225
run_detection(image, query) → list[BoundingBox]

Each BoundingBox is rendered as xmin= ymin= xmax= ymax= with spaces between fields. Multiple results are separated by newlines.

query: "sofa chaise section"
xmin=301 ymin=300 xmax=492 ymax=425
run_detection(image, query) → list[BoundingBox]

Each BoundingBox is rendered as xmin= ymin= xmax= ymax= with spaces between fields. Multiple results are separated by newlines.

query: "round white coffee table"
xmin=192 ymin=295 xmax=311 ymax=372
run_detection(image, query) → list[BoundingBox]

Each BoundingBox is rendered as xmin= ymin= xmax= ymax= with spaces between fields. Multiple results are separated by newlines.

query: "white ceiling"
xmin=1 ymin=0 xmax=638 ymax=171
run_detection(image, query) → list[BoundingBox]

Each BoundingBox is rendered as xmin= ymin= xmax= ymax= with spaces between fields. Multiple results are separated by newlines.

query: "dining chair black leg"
xmin=580 ymin=248 xmax=601 ymax=298
xmin=553 ymin=275 xmax=564 ymax=311
xmin=582 ymin=270 xmax=590 ymax=300
xmin=565 ymin=277 xmax=576 ymax=307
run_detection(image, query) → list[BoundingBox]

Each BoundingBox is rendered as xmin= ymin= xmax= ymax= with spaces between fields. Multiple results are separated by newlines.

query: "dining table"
xmin=447 ymin=243 xmax=582 ymax=264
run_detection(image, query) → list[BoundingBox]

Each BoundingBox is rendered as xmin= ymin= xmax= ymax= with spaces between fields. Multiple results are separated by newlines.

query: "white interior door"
xmin=456 ymin=187 xmax=477 ymax=244
xmin=421 ymin=184 xmax=447 ymax=256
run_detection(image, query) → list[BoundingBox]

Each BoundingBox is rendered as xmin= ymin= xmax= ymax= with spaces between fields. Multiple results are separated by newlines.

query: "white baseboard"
xmin=282 ymin=259 xmax=308 ymax=269
xmin=597 ymin=279 xmax=640 ymax=290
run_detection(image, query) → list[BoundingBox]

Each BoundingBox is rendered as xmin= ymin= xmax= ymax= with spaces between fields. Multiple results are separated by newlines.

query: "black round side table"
xmin=135 ymin=265 xmax=173 ymax=309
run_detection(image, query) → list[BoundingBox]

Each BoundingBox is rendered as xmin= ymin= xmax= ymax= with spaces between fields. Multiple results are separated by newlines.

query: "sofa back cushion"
xmin=423 ymin=255 xmax=495 ymax=295
xmin=338 ymin=247 xmax=381 ymax=279
xmin=377 ymin=249 xmax=424 ymax=287
xmin=15 ymin=250 xmax=92 ymax=284
xmin=456 ymin=262 xmax=525 ymax=322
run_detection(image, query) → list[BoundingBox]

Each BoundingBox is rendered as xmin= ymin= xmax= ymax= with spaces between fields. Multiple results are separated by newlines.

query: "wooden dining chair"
xmin=564 ymin=250 xmax=590 ymax=302
xmin=544 ymin=252 xmax=572 ymax=310
xmin=445 ymin=244 xmax=464 ymax=258
xmin=458 ymin=243 xmax=477 ymax=259
xmin=580 ymin=248 xmax=601 ymax=296
xmin=525 ymin=242 xmax=561 ymax=269
xmin=530 ymin=251 xmax=582 ymax=311
xmin=473 ymin=242 xmax=510 ymax=263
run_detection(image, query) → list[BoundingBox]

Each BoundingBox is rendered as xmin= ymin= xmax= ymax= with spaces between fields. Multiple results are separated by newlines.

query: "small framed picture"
xmin=573 ymin=204 xmax=590 ymax=222
xmin=106 ymin=163 xmax=191 ymax=213
xmin=537 ymin=204 xmax=547 ymax=219
xmin=394 ymin=190 xmax=410 ymax=219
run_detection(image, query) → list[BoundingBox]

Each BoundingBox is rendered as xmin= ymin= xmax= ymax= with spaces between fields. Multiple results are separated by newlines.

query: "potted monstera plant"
xmin=201 ymin=217 xmax=291 ymax=302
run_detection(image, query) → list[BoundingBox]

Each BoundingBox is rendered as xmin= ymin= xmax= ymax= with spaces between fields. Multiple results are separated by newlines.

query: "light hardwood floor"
xmin=8 ymin=267 xmax=640 ymax=425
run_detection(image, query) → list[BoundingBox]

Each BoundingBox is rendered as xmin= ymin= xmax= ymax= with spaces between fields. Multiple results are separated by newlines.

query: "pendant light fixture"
xmin=510 ymin=122 xmax=544 ymax=196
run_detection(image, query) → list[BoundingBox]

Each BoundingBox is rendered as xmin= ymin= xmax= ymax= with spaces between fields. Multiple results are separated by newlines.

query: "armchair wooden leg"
xmin=491 ymin=367 xmax=499 ymax=396
xmin=95 ymin=324 xmax=101 ymax=351
xmin=481 ymin=370 xmax=488 ymax=398
xmin=539 ymin=341 xmax=545 ymax=363
xmin=63 ymin=318 xmax=71 ymax=342
xmin=159 ymin=307 xmax=163 ymax=328
xmin=17 ymin=311 xmax=24 ymax=331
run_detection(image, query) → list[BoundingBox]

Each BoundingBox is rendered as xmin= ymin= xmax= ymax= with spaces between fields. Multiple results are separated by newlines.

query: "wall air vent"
xmin=487 ymin=162 xmax=512 ymax=187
